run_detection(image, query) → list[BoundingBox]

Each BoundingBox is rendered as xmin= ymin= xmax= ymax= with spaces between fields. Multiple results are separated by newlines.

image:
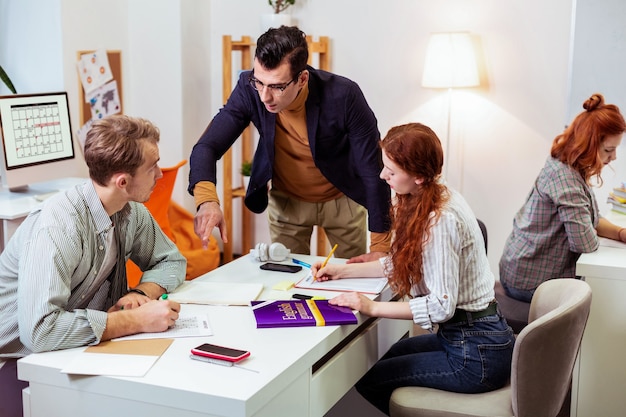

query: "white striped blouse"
xmin=383 ymin=188 xmax=494 ymax=330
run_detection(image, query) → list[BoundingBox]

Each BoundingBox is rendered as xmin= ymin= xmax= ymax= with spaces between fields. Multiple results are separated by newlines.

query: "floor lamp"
xmin=421 ymin=32 xmax=479 ymax=181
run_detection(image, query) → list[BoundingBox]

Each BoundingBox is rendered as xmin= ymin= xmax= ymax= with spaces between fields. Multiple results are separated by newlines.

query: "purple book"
xmin=251 ymin=300 xmax=358 ymax=328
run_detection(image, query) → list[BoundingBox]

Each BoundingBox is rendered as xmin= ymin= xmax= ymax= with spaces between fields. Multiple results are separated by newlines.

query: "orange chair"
xmin=126 ymin=160 xmax=220 ymax=287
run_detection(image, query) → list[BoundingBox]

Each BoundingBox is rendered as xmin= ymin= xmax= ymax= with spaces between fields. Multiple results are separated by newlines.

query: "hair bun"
xmin=583 ymin=93 xmax=604 ymax=112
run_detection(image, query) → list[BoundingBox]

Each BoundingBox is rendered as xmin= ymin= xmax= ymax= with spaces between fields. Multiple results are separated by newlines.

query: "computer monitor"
xmin=0 ymin=92 xmax=77 ymax=192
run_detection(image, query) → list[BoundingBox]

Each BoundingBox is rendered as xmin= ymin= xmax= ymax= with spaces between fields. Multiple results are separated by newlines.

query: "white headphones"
xmin=250 ymin=242 xmax=291 ymax=262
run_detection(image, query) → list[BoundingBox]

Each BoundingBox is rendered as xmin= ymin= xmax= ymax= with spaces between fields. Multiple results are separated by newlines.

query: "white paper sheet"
xmin=61 ymin=339 xmax=173 ymax=376
xmin=62 ymin=352 xmax=160 ymax=376
xmin=113 ymin=312 xmax=212 ymax=341
xmin=599 ymin=237 xmax=626 ymax=249
xmin=295 ymin=271 xmax=388 ymax=294
xmin=167 ymin=281 xmax=263 ymax=305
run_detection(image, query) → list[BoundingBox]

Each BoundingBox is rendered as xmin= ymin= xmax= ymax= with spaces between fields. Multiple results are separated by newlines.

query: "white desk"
xmin=572 ymin=211 xmax=626 ymax=417
xmin=18 ymin=254 xmax=411 ymax=417
xmin=0 ymin=177 xmax=87 ymax=251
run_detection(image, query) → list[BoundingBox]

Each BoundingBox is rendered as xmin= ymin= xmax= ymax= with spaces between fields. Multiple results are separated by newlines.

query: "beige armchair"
xmin=389 ymin=278 xmax=592 ymax=417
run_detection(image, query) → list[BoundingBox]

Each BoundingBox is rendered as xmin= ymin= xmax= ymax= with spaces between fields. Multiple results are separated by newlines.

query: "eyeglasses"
xmin=248 ymin=72 xmax=301 ymax=97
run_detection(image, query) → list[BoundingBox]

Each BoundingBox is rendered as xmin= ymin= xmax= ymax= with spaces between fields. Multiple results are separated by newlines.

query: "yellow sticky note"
xmin=273 ymin=280 xmax=295 ymax=291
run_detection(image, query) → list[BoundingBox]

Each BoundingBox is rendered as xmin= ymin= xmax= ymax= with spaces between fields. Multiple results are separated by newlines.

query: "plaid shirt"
xmin=499 ymin=157 xmax=599 ymax=291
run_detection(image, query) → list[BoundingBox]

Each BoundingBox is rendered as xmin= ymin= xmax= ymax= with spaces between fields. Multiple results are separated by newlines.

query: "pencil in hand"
xmin=315 ymin=243 xmax=338 ymax=281
xmin=321 ymin=243 xmax=338 ymax=268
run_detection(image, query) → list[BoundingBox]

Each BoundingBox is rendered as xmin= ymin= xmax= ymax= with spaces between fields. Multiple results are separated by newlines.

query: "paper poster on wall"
xmin=86 ymin=80 xmax=121 ymax=120
xmin=77 ymin=49 xmax=114 ymax=95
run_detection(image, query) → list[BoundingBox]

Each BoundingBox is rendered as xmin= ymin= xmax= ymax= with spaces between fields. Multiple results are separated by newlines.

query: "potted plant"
xmin=240 ymin=160 xmax=252 ymax=188
xmin=268 ymin=0 xmax=295 ymax=14
xmin=262 ymin=0 xmax=295 ymax=30
xmin=0 ymin=64 xmax=17 ymax=94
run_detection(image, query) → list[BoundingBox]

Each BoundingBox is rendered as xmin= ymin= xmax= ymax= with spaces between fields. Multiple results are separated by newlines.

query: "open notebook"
xmin=295 ymin=271 xmax=387 ymax=295
xmin=167 ymin=281 xmax=263 ymax=305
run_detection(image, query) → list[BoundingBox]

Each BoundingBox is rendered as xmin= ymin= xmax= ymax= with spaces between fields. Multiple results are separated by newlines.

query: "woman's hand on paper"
xmin=311 ymin=259 xmax=384 ymax=282
xmin=311 ymin=262 xmax=343 ymax=281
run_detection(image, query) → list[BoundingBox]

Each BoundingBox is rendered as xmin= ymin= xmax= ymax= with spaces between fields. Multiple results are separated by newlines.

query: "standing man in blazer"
xmin=189 ymin=25 xmax=391 ymax=261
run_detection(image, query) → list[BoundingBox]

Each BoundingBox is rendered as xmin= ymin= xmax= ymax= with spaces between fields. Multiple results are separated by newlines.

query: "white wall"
xmin=568 ymin=0 xmax=626 ymax=216
xmin=203 ymin=0 xmax=574 ymax=272
xmin=58 ymin=0 xmax=129 ymax=182
xmin=5 ymin=0 xmax=621 ymax=277
xmin=59 ymin=0 xmax=196 ymax=204
xmin=0 ymin=0 xmax=64 ymax=94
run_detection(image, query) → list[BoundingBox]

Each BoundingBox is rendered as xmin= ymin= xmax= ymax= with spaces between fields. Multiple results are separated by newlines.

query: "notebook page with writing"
xmin=295 ymin=271 xmax=387 ymax=294
xmin=113 ymin=311 xmax=212 ymax=341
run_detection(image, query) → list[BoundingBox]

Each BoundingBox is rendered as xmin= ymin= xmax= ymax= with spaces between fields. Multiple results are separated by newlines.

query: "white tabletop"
xmin=18 ymin=253 xmax=397 ymax=417
xmin=577 ymin=210 xmax=626 ymax=280
xmin=0 ymin=177 xmax=87 ymax=220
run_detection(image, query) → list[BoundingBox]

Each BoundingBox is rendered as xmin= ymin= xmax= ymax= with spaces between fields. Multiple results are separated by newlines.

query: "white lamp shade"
xmin=422 ymin=32 xmax=479 ymax=88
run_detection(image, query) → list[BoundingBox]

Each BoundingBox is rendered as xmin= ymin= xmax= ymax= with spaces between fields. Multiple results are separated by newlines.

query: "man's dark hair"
xmin=255 ymin=25 xmax=308 ymax=78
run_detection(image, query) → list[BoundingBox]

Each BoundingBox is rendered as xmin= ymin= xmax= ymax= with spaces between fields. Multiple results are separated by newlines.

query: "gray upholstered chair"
xmin=389 ymin=278 xmax=592 ymax=417
xmin=476 ymin=219 xmax=488 ymax=254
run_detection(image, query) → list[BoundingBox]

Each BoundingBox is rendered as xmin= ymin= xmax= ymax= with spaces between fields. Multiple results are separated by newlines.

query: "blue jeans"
xmin=500 ymin=280 xmax=534 ymax=303
xmin=355 ymin=313 xmax=515 ymax=415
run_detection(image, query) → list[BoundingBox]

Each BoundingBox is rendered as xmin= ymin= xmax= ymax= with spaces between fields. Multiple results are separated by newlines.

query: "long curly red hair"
xmin=381 ymin=123 xmax=449 ymax=297
xmin=552 ymin=93 xmax=625 ymax=185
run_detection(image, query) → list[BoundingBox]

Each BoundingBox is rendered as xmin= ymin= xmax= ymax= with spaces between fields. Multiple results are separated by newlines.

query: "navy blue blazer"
xmin=189 ymin=66 xmax=391 ymax=233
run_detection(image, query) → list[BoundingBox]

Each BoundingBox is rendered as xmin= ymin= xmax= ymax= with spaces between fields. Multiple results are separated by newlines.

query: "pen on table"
xmin=292 ymin=258 xmax=311 ymax=268
xmin=292 ymin=293 xmax=326 ymax=300
xmin=251 ymin=299 xmax=275 ymax=310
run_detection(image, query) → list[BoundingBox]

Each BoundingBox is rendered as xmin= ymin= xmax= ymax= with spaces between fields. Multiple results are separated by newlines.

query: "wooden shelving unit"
xmin=221 ymin=35 xmax=330 ymax=263
xmin=221 ymin=35 xmax=254 ymax=263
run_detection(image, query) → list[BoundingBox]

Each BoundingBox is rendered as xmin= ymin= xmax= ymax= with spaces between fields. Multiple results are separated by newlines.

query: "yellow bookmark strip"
xmin=306 ymin=299 xmax=325 ymax=326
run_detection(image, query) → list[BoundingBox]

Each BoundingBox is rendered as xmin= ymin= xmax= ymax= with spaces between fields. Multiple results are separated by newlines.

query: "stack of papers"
xmin=607 ymin=185 xmax=626 ymax=215
xmin=61 ymin=339 xmax=173 ymax=376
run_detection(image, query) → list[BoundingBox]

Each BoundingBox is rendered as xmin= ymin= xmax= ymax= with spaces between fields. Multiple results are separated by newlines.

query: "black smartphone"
xmin=190 ymin=343 xmax=251 ymax=362
xmin=260 ymin=262 xmax=302 ymax=273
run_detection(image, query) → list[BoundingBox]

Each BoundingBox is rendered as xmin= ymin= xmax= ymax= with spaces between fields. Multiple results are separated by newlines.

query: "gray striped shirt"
xmin=0 ymin=181 xmax=186 ymax=358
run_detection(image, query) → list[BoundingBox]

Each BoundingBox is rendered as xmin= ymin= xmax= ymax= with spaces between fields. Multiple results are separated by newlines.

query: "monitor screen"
xmin=0 ymin=92 xmax=78 ymax=192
